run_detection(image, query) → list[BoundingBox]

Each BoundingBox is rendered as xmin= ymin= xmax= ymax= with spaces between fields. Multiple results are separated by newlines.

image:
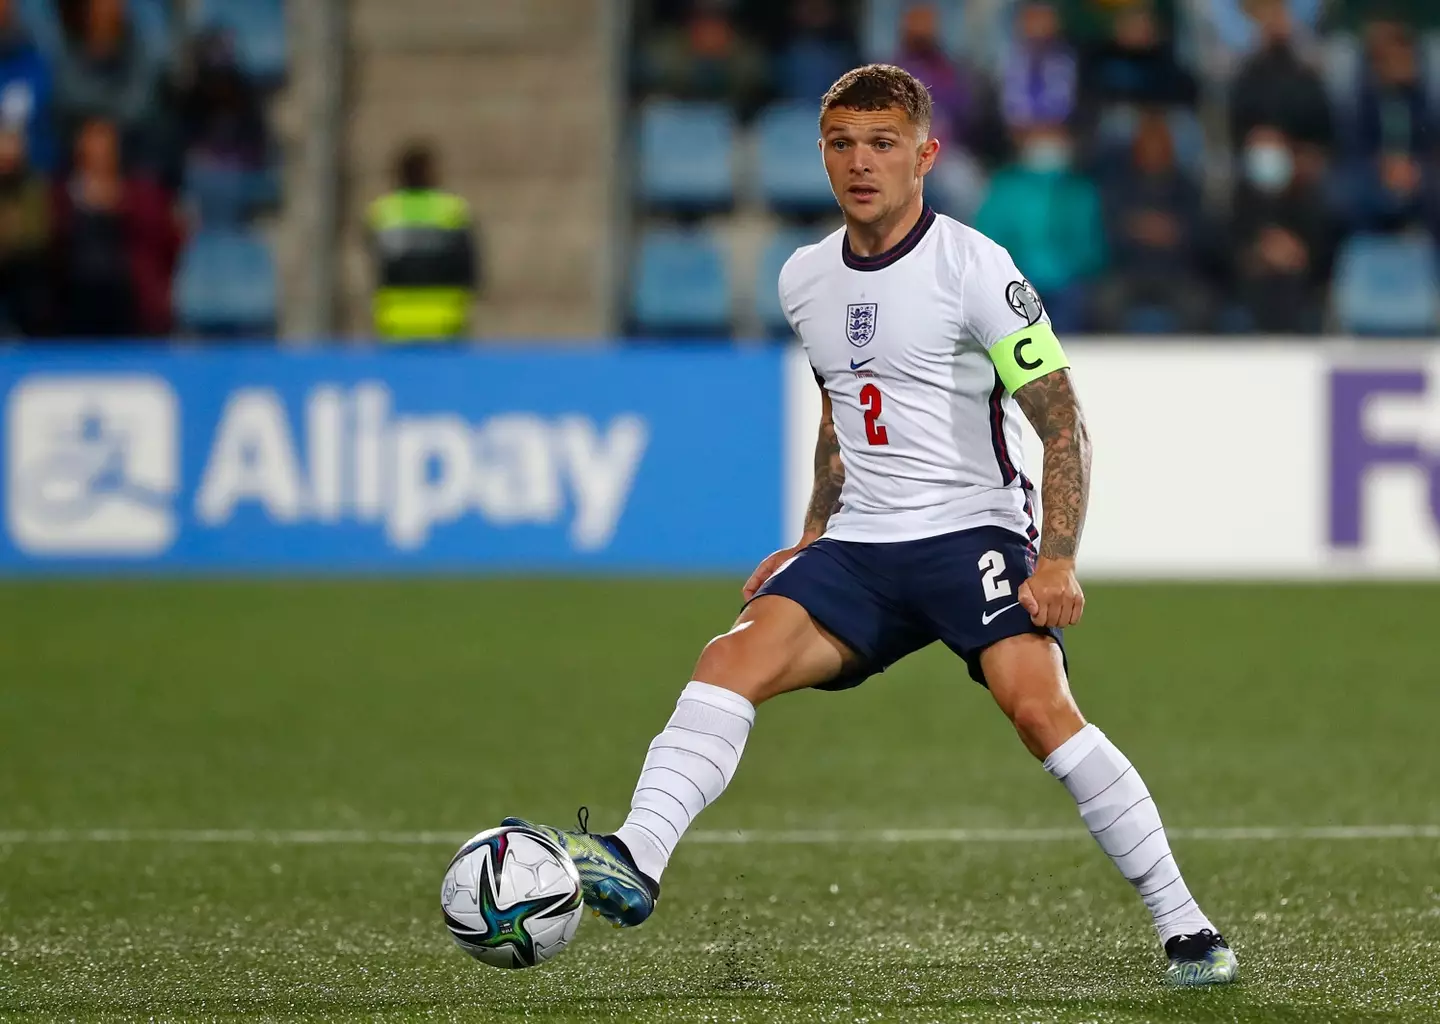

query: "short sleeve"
xmin=777 ymin=254 xmax=799 ymax=335
xmin=957 ymin=236 xmax=1069 ymax=394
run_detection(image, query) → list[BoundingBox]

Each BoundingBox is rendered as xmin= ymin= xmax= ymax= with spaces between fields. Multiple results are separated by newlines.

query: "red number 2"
xmin=860 ymin=383 xmax=889 ymax=446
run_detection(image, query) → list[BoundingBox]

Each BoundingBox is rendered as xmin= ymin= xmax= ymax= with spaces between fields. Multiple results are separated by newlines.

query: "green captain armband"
xmin=988 ymin=323 xmax=1069 ymax=394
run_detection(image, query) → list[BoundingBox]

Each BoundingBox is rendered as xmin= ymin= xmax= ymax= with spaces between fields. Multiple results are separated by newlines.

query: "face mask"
xmin=1022 ymin=139 xmax=1072 ymax=173
xmin=1244 ymin=143 xmax=1293 ymax=192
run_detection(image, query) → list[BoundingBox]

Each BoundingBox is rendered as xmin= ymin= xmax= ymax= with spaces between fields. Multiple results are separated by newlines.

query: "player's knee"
xmin=693 ymin=630 xmax=787 ymax=705
xmin=1006 ymin=695 xmax=1072 ymax=752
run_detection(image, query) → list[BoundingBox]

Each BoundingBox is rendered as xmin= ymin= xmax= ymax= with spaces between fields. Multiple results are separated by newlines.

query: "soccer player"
xmin=510 ymin=64 xmax=1236 ymax=987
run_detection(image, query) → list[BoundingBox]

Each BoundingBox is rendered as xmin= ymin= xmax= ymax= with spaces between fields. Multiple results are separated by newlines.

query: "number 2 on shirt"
xmin=859 ymin=383 xmax=889 ymax=446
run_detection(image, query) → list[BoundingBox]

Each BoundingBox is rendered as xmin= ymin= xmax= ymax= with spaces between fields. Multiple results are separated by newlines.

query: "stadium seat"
xmin=185 ymin=159 xmax=250 ymax=226
xmin=755 ymin=228 xmax=826 ymax=336
xmin=193 ymin=0 xmax=287 ymax=84
xmin=637 ymin=100 xmax=735 ymax=211
xmin=1332 ymin=233 xmax=1440 ymax=337
xmin=175 ymin=229 xmax=278 ymax=336
xmin=630 ymin=228 xmax=730 ymax=335
xmin=1206 ymin=0 xmax=1322 ymax=65
xmin=778 ymin=39 xmax=854 ymax=102
xmin=185 ymin=156 xmax=282 ymax=226
xmin=755 ymin=102 xmax=834 ymax=213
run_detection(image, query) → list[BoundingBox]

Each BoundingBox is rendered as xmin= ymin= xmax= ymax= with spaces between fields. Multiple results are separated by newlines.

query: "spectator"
xmin=642 ymin=0 xmax=769 ymax=114
xmin=1228 ymin=125 xmax=1334 ymax=333
xmin=1228 ymin=0 xmax=1331 ymax=149
xmin=54 ymin=0 xmax=166 ymax=158
xmin=1056 ymin=0 xmax=1181 ymax=47
xmin=1326 ymin=0 xmax=1440 ymax=32
xmin=895 ymin=3 xmax=1001 ymax=220
xmin=0 ymin=126 xmax=51 ymax=335
xmin=0 ymin=0 xmax=56 ymax=173
xmin=973 ymin=124 xmax=1106 ymax=331
xmin=1001 ymin=2 xmax=1079 ymax=131
xmin=1335 ymin=20 xmax=1437 ymax=237
xmin=1094 ymin=110 xmax=1209 ymax=332
xmin=774 ymin=0 xmax=855 ymax=102
xmin=178 ymin=30 xmax=269 ymax=170
xmin=1081 ymin=3 xmax=1196 ymax=110
xmin=52 ymin=118 xmax=181 ymax=337
xmin=1352 ymin=18 xmax=1430 ymax=160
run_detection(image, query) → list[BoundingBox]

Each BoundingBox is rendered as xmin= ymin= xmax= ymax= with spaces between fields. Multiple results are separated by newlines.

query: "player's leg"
xmin=607 ymin=593 xmax=856 ymax=885
xmin=981 ymin=634 xmax=1238 ymax=986
xmin=509 ymin=538 xmax=922 ymax=927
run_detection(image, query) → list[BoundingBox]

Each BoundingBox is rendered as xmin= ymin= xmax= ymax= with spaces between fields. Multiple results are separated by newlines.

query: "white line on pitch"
xmin=0 ymin=825 xmax=1436 ymax=846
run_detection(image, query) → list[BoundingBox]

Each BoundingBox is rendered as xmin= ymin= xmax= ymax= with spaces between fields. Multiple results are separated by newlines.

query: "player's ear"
xmin=917 ymin=135 xmax=940 ymax=175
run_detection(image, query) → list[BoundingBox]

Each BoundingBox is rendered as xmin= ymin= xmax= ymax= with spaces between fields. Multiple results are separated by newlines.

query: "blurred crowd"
xmin=631 ymin=0 xmax=1440 ymax=337
xmin=0 ymin=0 xmax=278 ymax=341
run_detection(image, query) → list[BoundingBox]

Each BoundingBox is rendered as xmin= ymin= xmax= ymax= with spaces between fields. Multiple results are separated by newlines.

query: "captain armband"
xmin=987 ymin=323 xmax=1070 ymax=394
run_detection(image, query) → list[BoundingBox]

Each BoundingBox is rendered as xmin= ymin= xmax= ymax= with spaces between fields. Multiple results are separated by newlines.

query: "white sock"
xmin=1044 ymin=723 xmax=1215 ymax=944
xmin=613 ymin=681 xmax=755 ymax=883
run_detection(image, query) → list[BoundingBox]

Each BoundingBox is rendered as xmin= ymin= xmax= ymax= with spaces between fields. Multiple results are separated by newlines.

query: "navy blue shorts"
xmin=751 ymin=525 xmax=1065 ymax=689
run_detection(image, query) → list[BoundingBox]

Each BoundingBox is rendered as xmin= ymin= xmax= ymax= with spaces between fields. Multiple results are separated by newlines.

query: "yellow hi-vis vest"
xmin=367 ymin=189 xmax=474 ymax=342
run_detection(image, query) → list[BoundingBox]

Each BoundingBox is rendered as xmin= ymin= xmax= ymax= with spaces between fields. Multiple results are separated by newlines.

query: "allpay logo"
xmin=195 ymin=383 xmax=648 ymax=550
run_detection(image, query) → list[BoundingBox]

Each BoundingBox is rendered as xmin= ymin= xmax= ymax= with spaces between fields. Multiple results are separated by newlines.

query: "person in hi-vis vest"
xmin=367 ymin=143 xmax=479 ymax=341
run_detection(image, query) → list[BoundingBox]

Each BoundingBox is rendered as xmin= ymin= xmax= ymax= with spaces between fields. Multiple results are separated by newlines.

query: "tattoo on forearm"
xmin=803 ymin=408 xmax=845 ymax=537
xmin=1013 ymin=369 xmax=1091 ymax=561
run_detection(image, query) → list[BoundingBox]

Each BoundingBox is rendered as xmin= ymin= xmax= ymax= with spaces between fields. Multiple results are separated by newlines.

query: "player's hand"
xmin=1017 ymin=557 xmax=1084 ymax=629
xmin=741 ymin=537 xmax=816 ymax=602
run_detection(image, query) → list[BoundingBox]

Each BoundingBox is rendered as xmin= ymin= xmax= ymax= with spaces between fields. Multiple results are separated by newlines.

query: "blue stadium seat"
xmin=1333 ymin=234 xmax=1440 ymax=337
xmin=1207 ymin=0 xmax=1321 ymax=62
xmin=176 ymin=229 xmax=278 ymax=336
xmin=755 ymin=102 xmax=833 ymax=213
xmin=185 ymin=159 xmax=249 ymax=225
xmin=778 ymin=39 xmax=853 ymax=102
xmin=631 ymin=229 xmax=730 ymax=334
xmin=185 ymin=157 xmax=282 ymax=226
xmin=193 ymin=0 xmax=287 ymax=84
xmin=756 ymin=227 xmax=826 ymax=335
xmin=637 ymin=100 xmax=735 ymax=210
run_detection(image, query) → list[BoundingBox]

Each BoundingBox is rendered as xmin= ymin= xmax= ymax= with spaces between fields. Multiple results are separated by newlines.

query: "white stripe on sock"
xmin=614 ymin=681 xmax=755 ymax=882
xmin=1045 ymin=724 xmax=1215 ymax=944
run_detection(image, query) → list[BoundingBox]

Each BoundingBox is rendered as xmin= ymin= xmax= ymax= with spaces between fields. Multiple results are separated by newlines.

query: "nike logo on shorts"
xmin=980 ymin=602 xmax=1020 ymax=626
xmin=850 ymin=357 xmax=875 ymax=370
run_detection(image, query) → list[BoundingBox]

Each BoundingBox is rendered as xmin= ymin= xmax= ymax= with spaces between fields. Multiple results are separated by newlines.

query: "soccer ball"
xmin=440 ymin=825 xmax=584 ymax=969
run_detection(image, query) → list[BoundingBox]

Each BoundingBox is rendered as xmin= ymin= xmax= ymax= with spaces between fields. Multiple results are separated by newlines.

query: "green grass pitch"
xmin=1 ymin=579 xmax=1438 ymax=1022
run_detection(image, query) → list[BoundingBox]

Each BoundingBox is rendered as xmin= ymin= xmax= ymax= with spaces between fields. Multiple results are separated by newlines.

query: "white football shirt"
xmin=779 ymin=207 xmax=1064 ymax=544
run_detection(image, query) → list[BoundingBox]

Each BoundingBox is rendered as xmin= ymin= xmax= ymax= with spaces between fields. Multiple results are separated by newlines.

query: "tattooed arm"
xmin=742 ymin=387 xmax=842 ymax=600
xmin=1012 ymin=368 xmax=1091 ymax=626
xmin=801 ymin=390 xmax=844 ymax=541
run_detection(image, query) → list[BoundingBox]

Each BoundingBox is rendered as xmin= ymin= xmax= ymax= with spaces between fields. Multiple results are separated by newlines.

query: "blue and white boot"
xmin=1164 ymin=929 xmax=1239 ymax=986
xmin=502 ymin=807 xmax=659 ymax=927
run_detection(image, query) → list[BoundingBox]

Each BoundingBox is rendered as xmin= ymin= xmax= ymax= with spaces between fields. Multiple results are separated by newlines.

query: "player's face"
xmin=819 ymin=106 xmax=938 ymax=226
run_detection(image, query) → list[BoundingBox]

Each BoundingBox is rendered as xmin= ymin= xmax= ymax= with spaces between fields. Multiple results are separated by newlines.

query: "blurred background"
xmin=0 ymin=0 xmax=1433 ymax=343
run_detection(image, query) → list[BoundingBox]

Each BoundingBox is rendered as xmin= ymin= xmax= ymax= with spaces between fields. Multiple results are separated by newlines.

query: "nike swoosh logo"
xmin=980 ymin=602 xmax=1020 ymax=626
xmin=850 ymin=358 xmax=875 ymax=370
